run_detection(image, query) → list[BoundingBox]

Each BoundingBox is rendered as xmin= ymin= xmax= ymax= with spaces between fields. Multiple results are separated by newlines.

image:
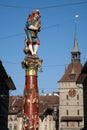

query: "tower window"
xmin=66 ymin=95 xmax=68 ymax=100
xmin=69 ymin=73 xmax=76 ymax=80
xmin=77 ymin=102 xmax=79 ymax=105
xmin=66 ymin=121 xmax=68 ymax=127
xmin=78 ymin=121 xmax=80 ymax=127
xmin=66 ymin=110 xmax=68 ymax=115
xmin=77 ymin=110 xmax=80 ymax=115
xmin=77 ymin=95 xmax=79 ymax=100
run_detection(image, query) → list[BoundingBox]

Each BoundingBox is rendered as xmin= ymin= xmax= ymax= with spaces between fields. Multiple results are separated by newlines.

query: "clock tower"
xmin=58 ymin=16 xmax=84 ymax=130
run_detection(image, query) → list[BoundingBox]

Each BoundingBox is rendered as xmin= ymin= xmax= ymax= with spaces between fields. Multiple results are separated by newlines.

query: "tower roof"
xmin=59 ymin=15 xmax=82 ymax=82
xmin=0 ymin=60 xmax=16 ymax=90
xmin=59 ymin=62 xmax=82 ymax=82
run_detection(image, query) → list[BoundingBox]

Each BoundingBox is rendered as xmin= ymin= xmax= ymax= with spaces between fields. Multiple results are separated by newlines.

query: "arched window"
xmin=14 ymin=124 xmax=17 ymax=130
xmin=14 ymin=115 xmax=17 ymax=120
xmin=9 ymin=123 xmax=12 ymax=130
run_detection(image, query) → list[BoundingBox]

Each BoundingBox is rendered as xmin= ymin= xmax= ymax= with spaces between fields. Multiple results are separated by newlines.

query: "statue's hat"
xmin=32 ymin=9 xmax=40 ymax=15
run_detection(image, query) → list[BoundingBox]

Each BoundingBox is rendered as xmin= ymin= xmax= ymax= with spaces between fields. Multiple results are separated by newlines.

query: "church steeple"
xmin=71 ymin=15 xmax=81 ymax=63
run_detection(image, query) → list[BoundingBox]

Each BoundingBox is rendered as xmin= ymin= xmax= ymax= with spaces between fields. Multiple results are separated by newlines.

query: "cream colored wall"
xmin=17 ymin=118 xmax=23 ymax=130
xmin=39 ymin=115 xmax=55 ymax=130
xmin=8 ymin=115 xmax=56 ymax=130
xmin=8 ymin=115 xmax=18 ymax=130
xmin=59 ymin=82 xmax=84 ymax=130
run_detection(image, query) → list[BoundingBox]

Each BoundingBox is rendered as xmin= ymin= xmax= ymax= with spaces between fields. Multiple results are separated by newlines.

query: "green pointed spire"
xmin=72 ymin=15 xmax=79 ymax=53
xmin=71 ymin=15 xmax=81 ymax=62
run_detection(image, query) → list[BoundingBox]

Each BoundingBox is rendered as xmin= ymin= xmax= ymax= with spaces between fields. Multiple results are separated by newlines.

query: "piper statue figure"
xmin=24 ymin=9 xmax=41 ymax=56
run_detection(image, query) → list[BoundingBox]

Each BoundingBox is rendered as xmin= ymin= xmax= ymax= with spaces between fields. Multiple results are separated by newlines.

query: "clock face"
xmin=69 ymin=89 xmax=76 ymax=97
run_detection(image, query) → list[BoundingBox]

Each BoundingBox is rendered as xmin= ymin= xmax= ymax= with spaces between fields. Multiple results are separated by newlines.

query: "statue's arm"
xmin=29 ymin=25 xmax=38 ymax=31
xmin=26 ymin=21 xmax=38 ymax=31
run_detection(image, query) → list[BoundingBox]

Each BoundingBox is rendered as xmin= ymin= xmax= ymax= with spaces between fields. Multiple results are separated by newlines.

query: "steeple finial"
xmin=75 ymin=15 xmax=79 ymax=34
xmin=71 ymin=15 xmax=81 ymax=62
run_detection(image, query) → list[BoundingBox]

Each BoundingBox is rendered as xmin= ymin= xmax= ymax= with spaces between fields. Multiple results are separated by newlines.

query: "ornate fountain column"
xmin=22 ymin=56 xmax=42 ymax=130
xmin=22 ymin=9 xmax=42 ymax=130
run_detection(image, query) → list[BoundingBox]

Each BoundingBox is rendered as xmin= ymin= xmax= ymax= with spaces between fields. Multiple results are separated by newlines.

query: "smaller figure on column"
xmin=24 ymin=9 xmax=41 ymax=57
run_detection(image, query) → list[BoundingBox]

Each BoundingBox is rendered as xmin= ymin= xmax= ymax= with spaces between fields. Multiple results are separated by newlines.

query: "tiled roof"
xmin=8 ymin=94 xmax=59 ymax=116
xmin=39 ymin=95 xmax=59 ymax=116
xmin=59 ymin=62 xmax=82 ymax=82
xmin=0 ymin=60 xmax=16 ymax=90
xmin=9 ymin=96 xmax=24 ymax=115
xmin=77 ymin=61 xmax=87 ymax=84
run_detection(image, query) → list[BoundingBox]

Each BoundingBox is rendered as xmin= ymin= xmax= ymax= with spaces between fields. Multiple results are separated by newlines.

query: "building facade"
xmin=77 ymin=61 xmax=87 ymax=130
xmin=8 ymin=96 xmax=23 ymax=130
xmin=8 ymin=93 xmax=59 ymax=130
xmin=58 ymin=25 xmax=84 ymax=130
xmin=0 ymin=60 xmax=16 ymax=130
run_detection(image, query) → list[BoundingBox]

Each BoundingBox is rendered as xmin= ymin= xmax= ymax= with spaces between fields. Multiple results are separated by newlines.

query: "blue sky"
xmin=0 ymin=0 xmax=87 ymax=95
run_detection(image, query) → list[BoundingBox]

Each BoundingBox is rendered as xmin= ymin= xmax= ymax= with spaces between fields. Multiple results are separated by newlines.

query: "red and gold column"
xmin=22 ymin=57 xmax=42 ymax=130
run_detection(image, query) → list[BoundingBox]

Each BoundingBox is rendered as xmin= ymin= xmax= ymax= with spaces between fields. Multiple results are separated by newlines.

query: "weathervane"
xmin=75 ymin=15 xmax=79 ymax=33
xmin=75 ymin=14 xmax=79 ymax=20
